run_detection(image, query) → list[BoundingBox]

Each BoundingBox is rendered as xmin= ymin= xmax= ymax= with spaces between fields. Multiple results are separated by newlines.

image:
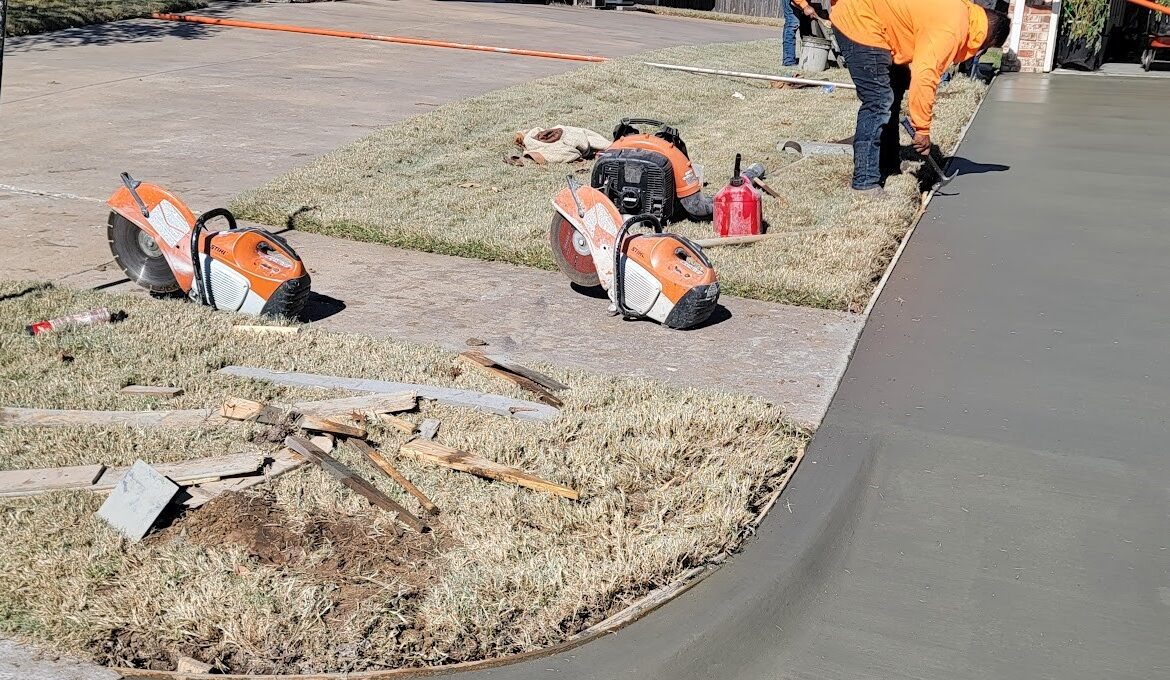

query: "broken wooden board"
xmin=399 ymin=439 xmax=578 ymax=500
xmin=378 ymin=413 xmax=417 ymax=434
xmin=96 ymin=461 xmax=179 ymax=541
xmin=296 ymin=415 xmax=366 ymax=438
xmin=0 ymin=453 xmax=265 ymax=498
xmin=296 ymin=392 xmax=417 ymax=418
xmin=218 ymin=366 xmax=560 ymax=422
xmin=0 ymin=464 xmax=106 ymax=497
xmin=0 ymin=407 xmax=219 ymax=428
xmin=120 ymin=385 xmax=184 ymax=398
xmin=459 ymin=351 xmax=564 ymax=407
xmin=285 ymin=436 xmax=426 ymax=532
xmin=489 ymin=356 xmax=569 ymax=392
xmin=182 ymin=449 xmax=306 ymax=509
xmin=218 ymin=397 xmax=286 ymax=425
xmin=348 ymin=439 xmax=440 ymax=515
xmin=309 ymin=433 xmax=336 ymax=454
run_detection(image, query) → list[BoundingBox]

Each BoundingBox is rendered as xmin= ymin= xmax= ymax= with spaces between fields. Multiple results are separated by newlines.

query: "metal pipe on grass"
xmin=641 ymin=62 xmax=855 ymax=90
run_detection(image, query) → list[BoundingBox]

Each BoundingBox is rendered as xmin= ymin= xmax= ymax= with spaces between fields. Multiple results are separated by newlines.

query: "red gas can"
xmin=713 ymin=154 xmax=763 ymax=237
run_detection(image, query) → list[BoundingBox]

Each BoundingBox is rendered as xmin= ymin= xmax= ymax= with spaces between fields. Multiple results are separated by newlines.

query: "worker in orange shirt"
xmin=823 ymin=0 xmax=1011 ymax=195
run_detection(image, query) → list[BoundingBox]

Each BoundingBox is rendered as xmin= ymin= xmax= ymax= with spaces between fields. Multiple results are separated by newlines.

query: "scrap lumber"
xmin=218 ymin=366 xmax=560 ymax=421
xmin=419 ymin=418 xmax=441 ymax=441
xmin=0 ymin=464 xmax=106 ymax=497
xmin=183 ymin=449 xmax=306 ymax=509
xmin=233 ymin=324 xmax=299 ymax=335
xmin=693 ymin=234 xmax=784 ymax=248
xmin=285 ymin=436 xmax=426 ymax=532
xmin=348 ymin=439 xmax=440 ymax=515
xmin=310 ymin=433 xmax=336 ymax=454
xmin=296 ymin=392 xmax=417 ymax=418
xmin=0 ymin=452 xmax=264 ymax=498
xmin=218 ymin=397 xmax=286 ymax=425
xmin=120 ymin=385 xmax=184 ymax=398
xmin=296 ymin=414 xmax=366 ymax=438
xmin=399 ymin=439 xmax=579 ymax=500
xmin=458 ymin=351 xmax=564 ymax=407
xmin=175 ymin=656 xmax=213 ymax=674
xmin=379 ymin=413 xmax=417 ymax=434
xmin=0 ymin=406 xmax=217 ymax=428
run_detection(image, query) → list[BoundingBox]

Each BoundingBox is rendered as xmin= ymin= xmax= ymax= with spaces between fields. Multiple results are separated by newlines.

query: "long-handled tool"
xmin=900 ymin=118 xmax=958 ymax=186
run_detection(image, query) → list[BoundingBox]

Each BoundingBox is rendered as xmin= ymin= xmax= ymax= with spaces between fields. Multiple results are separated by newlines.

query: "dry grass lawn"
xmin=234 ymin=40 xmax=985 ymax=311
xmin=0 ymin=281 xmax=805 ymax=674
xmin=5 ymin=0 xmax=205 ymax=36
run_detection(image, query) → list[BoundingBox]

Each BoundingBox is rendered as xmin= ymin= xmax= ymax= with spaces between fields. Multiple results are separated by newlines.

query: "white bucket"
xmin=799 ymin=36 xmax=832 ymax=73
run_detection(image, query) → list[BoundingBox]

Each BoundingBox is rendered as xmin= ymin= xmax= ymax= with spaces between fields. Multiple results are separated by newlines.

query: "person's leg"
xmin=782 ymin=2 xmax=799 ymax=67
xmin=881 ymin=63 xmax=911 ymax=177
xmin=835 ymin=31 xmax=894 ymax=191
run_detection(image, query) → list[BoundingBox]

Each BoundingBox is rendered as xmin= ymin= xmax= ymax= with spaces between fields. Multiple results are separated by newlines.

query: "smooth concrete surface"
xmin=444 ymin=74 xmax=1170 ymax=679
xmin=0 ymin=639 xmax=121 ymax=680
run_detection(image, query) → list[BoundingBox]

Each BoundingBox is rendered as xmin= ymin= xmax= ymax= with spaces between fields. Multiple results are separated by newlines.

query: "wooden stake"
xmin=295 ymin=414 xmax=366 ymax=438
xmin=399 ymin=439 xmax=578 ymax=500
xmin=120 ymin=385 xmax=184 ymax=398
xmin=348 ymin=439 xmax=440 ymax=515
xmin=458 ymin=351 xmax=564 ymax=407
xmin=285 ymin=436 xmax=426 ymax=532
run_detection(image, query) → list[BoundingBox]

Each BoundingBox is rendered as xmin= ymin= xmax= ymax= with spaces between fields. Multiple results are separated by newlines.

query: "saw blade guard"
xmin=550 ymin=183 xmax=624 ymax=292
xmin=108 ymin=177 xmax=199 ymax=291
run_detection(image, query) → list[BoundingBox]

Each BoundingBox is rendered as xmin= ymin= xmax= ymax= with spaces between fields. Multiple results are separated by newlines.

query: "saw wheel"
xmin=107 ymin=212 xmax=181 ymax=294
xmin=549 ymin=213 xmax=600 ymax=288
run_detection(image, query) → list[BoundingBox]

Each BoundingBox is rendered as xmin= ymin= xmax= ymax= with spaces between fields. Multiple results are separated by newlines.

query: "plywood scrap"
xmin=419 ymin=418 xmax=441 ymax=441
xmin=459 ymin=351 xmax=564 ymax=407
xmin=0 ymin=464 xmax=106 ymax=497
xmin=348 ymin=439 xmax=440 ymax=515
xmin=120 ymin=385 xmax=184 ymax=398
xmin=295 ymin=415 xmax=366 ymax=438
xmin=183 ymin=449 xmax=305 ymax=509
xmin=218 ymin=366 xmax=560 ymax=422
xmin=399 ymin=439 xmax=578 ymax=500
xmin=285 ymin=436 xmax=426 ymax=532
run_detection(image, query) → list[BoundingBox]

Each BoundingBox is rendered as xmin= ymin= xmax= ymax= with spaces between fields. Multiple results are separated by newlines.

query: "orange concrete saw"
xmin=550 ymin=175 xmax=719 ymax=329
xmin=107 ymin=172 xmax=310 ymax=317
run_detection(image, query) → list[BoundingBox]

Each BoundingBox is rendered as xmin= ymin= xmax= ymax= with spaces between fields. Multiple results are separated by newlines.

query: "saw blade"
xmin=549 ymin=213 xmax=600 ymax=288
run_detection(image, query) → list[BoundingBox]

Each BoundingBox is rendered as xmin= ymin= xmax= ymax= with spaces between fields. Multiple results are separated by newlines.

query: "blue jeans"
xmin=782 ymin=1 xmax=799 ymax=67
xmin=834 ymin=30 xmax=910 ymax=190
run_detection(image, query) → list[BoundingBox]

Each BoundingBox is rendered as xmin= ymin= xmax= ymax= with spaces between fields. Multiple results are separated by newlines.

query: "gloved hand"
xmin=802 ymin=4 xmax=819 ymax=18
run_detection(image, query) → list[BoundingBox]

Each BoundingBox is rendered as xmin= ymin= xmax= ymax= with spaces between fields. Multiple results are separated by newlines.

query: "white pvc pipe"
xmin=642 ymin=62 xmax=857 ymax=90
xmin=1043 ymin=0 xmax=1062 ymax=72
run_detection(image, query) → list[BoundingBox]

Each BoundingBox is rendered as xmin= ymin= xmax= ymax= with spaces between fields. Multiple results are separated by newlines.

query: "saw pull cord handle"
xmin=612 ymin=213 xmax=662 ymax=320
xmin=120 ymin=172 xmax=150 ymax=217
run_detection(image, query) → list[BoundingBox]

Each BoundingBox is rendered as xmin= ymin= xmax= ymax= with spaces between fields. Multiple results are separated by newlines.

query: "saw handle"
xmin=120 ymin=172 xmax=150 ymax=218
xmin=612 ymin=213 xmax=663 ymax=320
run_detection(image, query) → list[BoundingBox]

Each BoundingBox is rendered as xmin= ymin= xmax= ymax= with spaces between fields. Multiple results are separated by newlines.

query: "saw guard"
xmin=108 ymin=182 xmax=199 ymax=292
xmin=551 ymin=185 xmax=624 ymax=293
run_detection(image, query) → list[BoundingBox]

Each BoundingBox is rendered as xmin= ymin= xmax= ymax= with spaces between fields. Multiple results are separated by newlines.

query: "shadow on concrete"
xmin=948 ymin=156 xmax=1010 ymax=177
xmin=301 ymin=291 xmax=347 ymax=322
xmin=570 ymin=282 xmax=608 ymax=300
xmin=7 ymin=4 xmax=235 ymax=53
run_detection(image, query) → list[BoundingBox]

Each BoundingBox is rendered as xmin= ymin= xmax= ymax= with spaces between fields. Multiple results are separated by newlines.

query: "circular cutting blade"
xmin=107 ymin=211 xmax=181 ymax=294
xmin=549 ymin=213 xmax=600 ymax=288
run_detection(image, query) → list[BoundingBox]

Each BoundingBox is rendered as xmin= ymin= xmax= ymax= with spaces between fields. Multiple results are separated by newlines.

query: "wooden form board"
xmin=348 ymin=439 xmax=439 ymax=515
xmin=183 ymin=449 xmax=306 ymax=509
xmin=285 ymin=436 xmax=426 ymax=532
xmin=399 ymin=439 xmax=578 ymax=500
xmin=458 ymin=351 xmax=564 ymax=407
xmin=120 ymin=385 xmax=184 ymax=398
xmin=0 ymin=452 xmax=265 ymax=498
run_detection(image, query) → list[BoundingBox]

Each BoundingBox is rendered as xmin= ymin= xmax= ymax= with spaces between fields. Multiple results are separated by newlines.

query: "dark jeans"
xmin=782 ymin=0 xmax=799 ymax=66
xmin=834 ymin=30 xmax=911 ymax=190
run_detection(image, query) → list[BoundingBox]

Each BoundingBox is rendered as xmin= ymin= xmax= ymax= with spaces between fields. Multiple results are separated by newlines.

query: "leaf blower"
xmin=107 ymin=172 xmax=310 ymax=317
xmin=550 ymin=175 xmax=719 ymax=330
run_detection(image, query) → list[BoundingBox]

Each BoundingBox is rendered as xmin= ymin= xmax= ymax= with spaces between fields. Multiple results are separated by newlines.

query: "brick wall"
xmin=1005 ymin=0 xmax=1059 ymax=72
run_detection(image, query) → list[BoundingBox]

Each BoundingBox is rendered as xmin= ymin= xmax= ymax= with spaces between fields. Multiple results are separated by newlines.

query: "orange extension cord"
xmin=151 ymin=13 xmax=610 ymax=63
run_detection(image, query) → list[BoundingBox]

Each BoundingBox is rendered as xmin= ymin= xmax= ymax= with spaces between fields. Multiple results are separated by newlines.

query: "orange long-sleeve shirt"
xmin=828 ymin=0 xmax=987 ymax=133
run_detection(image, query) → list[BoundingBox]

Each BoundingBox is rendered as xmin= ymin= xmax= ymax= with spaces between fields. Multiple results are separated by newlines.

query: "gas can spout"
xmin=730 ymin=154 xmax=744 ymax=187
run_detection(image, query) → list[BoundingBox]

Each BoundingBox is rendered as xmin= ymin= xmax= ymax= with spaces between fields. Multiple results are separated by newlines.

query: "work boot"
xmin=851 ymin=186 xmax=888 ymax=199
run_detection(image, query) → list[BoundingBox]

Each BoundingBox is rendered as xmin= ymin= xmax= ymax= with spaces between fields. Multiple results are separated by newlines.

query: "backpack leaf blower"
xmin=550 ymin=175 xmax=719 ymax=330
xmin=107 ymin=172 xmax=310 ymax=317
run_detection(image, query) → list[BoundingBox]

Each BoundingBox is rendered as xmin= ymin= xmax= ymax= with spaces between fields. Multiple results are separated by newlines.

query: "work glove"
xmin=802 ymin=5 xmax=819 ymax=18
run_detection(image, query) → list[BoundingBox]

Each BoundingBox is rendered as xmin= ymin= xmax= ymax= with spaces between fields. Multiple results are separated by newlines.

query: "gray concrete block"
xmin=95 ymin=460 xmax=179 ymax=542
